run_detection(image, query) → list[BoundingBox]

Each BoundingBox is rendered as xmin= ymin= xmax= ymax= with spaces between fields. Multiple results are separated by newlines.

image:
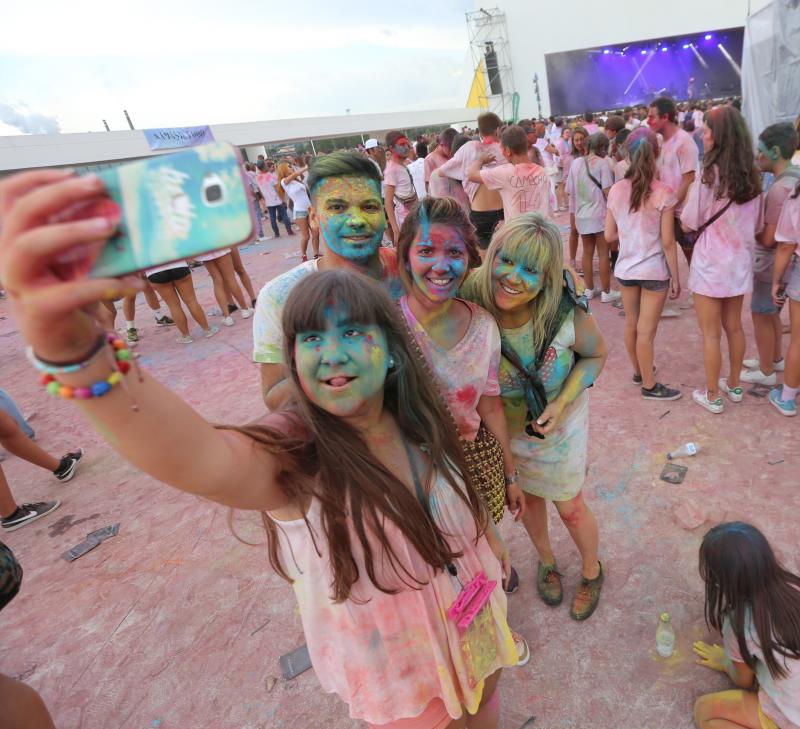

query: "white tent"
xmin=742 ymin=0 xmax=800 ymax=139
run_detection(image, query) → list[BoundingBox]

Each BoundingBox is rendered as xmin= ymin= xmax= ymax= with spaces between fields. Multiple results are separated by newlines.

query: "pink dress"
xmin=607 ymin=178 xmax=677 ymax=281
xmin=271 ymin=473 xmax=517 ymax=725
xmin=680 ymin=175 xmax=764 ymax=297
xmin=400 ymin=297 xmax=501 ymax=442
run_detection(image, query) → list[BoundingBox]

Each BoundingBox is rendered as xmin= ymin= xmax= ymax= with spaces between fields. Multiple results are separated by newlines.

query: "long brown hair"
xmin=701 ymin=106 xmax=762 ymax=203
xmin=624 ymin=127 xmax=659 ymax=212
xmin=571 ymin=125 xmax=588 ymax=157
xmin=275 ymin=161 xmax=292 ymax=202
xmin=230 ymin=270 xmax=487 ymax=603
xmin=396 ymin=196 xmax=482 ymax=293
xmin=700 ymin=522 xmax=800 ymax=680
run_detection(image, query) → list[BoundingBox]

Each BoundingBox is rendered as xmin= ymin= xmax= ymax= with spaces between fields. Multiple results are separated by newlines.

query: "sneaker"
xmin=502 ymin=566 xmax=520 ymax=595
xmin=600 ymin=290 xmax=621 ymax=304
xmin=611 ymin=299 xmax=624 ymax=310
xmin=740 ymin=369 xmax=777 ymax=386
xmin=679 ymin=293 xmax=695 ymax=310
xmin=584 ymin=288 xmax=598 ymax=300
xmin=302 ymin=255 xmax=309 ymax=262
xmin=227 ymin=304 xmax=239 ymax=314
xmin=240 ymin=308 xmax=254 ymax=320
xmin=53 ymin=449 xmax=84 ymax=482
xmin=632 ymin=366 xmax=657 ymax=385
xmin=718 ymin=378 xmax=743 ymax=403
xmin=207 ymin=306 xmax=223 ymax=317
xmin=641 ymin=383 xmax=682 ymax=401
xmin=221 ymin=317 xmax=235 ymax=327
xmin=176 ymin=335 xmax=194 ymax=344
xmin=1 ymin=500 xmax=61 ymax=532
xmin=155 ymin=315 xmax=175 ymax=327
xmin=126 ymin=327 xmax=139 ymax=344
xmin=743 ymin=357 xmax=784 ymax=372
xmin=692 ymin=388 xmax=724 ymax=414
xmin=537 ymin=562 xmax=563 ymax=606
xmin=570 ymin=562 xmax=604 ymax=621
xmin=203 ymin=325 xmax=220 ymax=339
xmin=769 ymin=388 xmax=797 ymax=417
xmin=511 ymin=631 xmax=531 ymax=667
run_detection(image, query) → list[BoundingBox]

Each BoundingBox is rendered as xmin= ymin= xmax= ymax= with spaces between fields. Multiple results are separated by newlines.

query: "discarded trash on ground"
xmin=747 ymin=384 xmax=771 ymax=398
xmin=62 ymin=523 xmax=120 ymax=562
xmin=660 ymin=462 xmax=688 ymax=484
xmin=667 ymin=443 xmax=699 ymax=460
xmin=279 ymin=643 xmax=312 ymax=680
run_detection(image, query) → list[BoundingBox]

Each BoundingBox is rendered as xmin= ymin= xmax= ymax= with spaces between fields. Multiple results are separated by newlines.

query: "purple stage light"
xmin=682 ymin=43 xmax=690 ymax=49
xmin=640 ymin=49 xmax=647 ymax=55
xmin=704 ymin=34 xmax=713 ymax=40
xmin=661 ymin=47 xmax=668 ymax=52
xmin=603 ymin=49 xmax=610 ymax=54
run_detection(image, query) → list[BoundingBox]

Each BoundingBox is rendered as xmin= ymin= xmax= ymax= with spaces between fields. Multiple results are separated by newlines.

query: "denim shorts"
xmin=616 ymin=277 xmax=670 ymax=292
xmin=787 ymin=255 xmax=800 ymax=303
xmin=751 ymin=278 xmax=779 ymax=314
xmin=294 ymin=209 xmax=309 ymax=220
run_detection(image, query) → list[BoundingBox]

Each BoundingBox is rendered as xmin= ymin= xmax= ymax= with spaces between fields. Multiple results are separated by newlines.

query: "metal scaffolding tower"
xmin=465 ymin=7 xmax=516 ymax=119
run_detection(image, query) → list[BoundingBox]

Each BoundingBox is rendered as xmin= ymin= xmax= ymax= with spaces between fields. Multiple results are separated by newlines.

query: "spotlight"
xmin=661 ymin=47 xmax=668 ymax=52
xmin=682 ymin=43 xmax=690 ymax=49
xmin=603 ymin=49 xmax=610 ymax=54
xmin=640 ymin=49 xmax=647 ymax=55
xmin=704 ymin=34 xmax=713 ymax=40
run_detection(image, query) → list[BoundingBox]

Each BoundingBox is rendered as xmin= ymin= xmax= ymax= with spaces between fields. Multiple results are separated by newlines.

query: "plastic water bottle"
xmin=667 ymin=442 xmax=699 ymax=460
xmin=656 ymin=612 xmax=675 ymax=657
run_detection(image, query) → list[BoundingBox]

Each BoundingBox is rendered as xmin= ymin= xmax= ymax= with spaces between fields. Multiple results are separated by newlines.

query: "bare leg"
xmin=694 ymin=293 xmax=724 ymax=399
xmin=122 ymin=294 xmax=136 ymax=322
xmin=771 ymin=313 xmax=784 ymax=362
xmin=636 ymin=288 xmax=668 ymax=390
xmin=553 ymin=493 xmax=600 ymax=580
xmin=784 ymin=299 xmax=800 ymax=388
xmin=721 ymin=296 xmax=745 ymax=388
xmin=595 ymin=232 xmax=611 ymax=293
xmin=0 ymin=411 xmax=59 ymax=472
xmin=229 ymin=248 xmax=256 ymax=302
xmin=298 ymin=218 xmax=310 ymax=259
xmin=581 ymin=234 xmax=597 ymax=292
xmin=203 ymin=259 xmax=230 ymax=313
xmin=520 ymin=493 xmax=555 ymax=564
xmin=150 ymin=282 xmax=189 ymax=337
xmin=0 ymin=674 xmax=57 ymax=729
xmin=214 ymin=254 xmax=248 ymax=310
xmin=311 ymin=223 xmax=320 ymax=257
xmin=465 ymin=668 xmax=502 ymax=729
xmin=98 ymin=300 xmax=117 ymax=330
xmin=142 ymin=279 xmax=160 ymax=311
xmin=569 ymin=214 xmax=579 ymax=268
xmin=175 ymin=275 xmax=211 ymax=330
xmin=693 ymin=689 xmax=762 ymax=729
xmin=620 ymin=285 xmax=642 ymax=377
xmin=0 ymin=464 xmax=18 ymax=517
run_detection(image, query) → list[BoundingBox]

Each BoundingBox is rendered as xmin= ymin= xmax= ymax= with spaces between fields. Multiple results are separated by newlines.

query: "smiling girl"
xmin=463 ymin=213 xmax=608 ymax=621
xmin=0 ymin=170 xmax=518 ymax=729
xmin=396 ymin=197 xmax=526 ymax=598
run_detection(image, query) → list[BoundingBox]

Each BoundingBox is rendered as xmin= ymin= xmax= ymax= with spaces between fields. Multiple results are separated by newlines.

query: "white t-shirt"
xmin=281 ymin=179 xmax=310 ymax=214
xmin=657 ymin=129 xmax=699 ymax=214
xmin=566 ymin=155 xmax=613 ymax=234
xmin=438 ymin=139 xmax=505 ymax=203
xmin=255 ymin=172 xmax=282 ymax=207
xmin=407 ymin=157 xmax=427 ymax=199
xmin=535 ymin=138 xmax=555 ymax=170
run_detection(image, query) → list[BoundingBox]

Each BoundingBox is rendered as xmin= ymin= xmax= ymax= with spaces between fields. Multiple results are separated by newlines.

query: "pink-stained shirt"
xmin=614 ymin=159 xmax=630 ymax=183
xmin=271 ymin=472 xmax=517 ymax=725
xmin=384 ymin=158 xmax=418 ymax=227
xmin=479 ymin=162 xmax=551 ymax=222
xmin=566 ymin=155 xmax=613 ymax=234
xmin=400 ymin=297 xmax=500 ymax=442
xmin=424 ymin=147 xmax=449 ymax=184
xmin=255 ymin=171 xmax=282 ymax=207
xmin=607 ymin=178 xmax=677 ymax=281
xmin=680 ymin=175 xmax=764 ymax=297
xmin=776 ymin=187 xmax=800 ymax=245
xmin=556 ymin=138 xmax=572 ymax=173
xmin=583 ymin=122 xmax=599 ymax=135
xmin=755 ymin=173 xmax=799 ymax=282
xmin=438 ymin=139 xmax=505 ymax=203
xmin=656 ymin=129 xmax=698 ymax=213
xmin=723 ymin=612 xmax=800 ymax=729
xmin=428 ymin=169 xmax=471 ymax=212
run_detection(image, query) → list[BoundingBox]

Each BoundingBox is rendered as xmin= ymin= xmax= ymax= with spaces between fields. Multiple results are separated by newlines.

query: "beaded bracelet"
xmin=27 ymin=333 xmax=107 ymax=375
xmin=37 ymin=335 xmax=140 ymax=409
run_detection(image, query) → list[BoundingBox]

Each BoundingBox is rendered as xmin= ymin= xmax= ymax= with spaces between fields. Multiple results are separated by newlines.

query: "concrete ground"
xmin=0 ymin=212 xmax=797 ymax=729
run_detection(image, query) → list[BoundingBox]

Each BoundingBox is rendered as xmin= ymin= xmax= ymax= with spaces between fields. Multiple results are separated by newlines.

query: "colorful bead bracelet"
xmin=38 ymin=335 xmax=134 ymax=401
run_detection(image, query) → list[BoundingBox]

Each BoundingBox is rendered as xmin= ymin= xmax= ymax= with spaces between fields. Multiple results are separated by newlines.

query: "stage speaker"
xmin=484 ymin=42 xmax=503 ymax=95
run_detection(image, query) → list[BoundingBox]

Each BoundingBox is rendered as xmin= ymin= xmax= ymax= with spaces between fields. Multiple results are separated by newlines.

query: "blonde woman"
xmin=277 ymin=161 xmax=319 ymax=261
xmin=463 ymin=213 xmax=608 ymax=621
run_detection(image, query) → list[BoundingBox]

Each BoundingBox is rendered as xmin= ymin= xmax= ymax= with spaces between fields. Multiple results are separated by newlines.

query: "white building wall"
xmin=485 ymin=0 xmax=771 ymax=118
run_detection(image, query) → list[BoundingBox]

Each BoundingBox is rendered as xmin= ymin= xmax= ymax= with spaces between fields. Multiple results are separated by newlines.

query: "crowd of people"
xmin=0 ymin=92 xmax=798 ymax=729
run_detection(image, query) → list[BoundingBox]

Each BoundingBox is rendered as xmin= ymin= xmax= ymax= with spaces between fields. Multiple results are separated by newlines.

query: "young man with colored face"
xmin=438 ymin=112 xmax=507 ymax=249
xmin=252 ymin=152 xmax=404 ymax=410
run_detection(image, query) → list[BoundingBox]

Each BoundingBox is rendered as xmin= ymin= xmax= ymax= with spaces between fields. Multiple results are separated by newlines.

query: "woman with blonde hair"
xmin=277 ymin=161 xmax=319 ymax=262
xmin=463 ymin=213 xmax=608 ymax=621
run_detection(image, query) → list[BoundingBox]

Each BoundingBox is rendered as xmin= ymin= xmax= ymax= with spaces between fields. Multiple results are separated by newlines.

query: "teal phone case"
xmin=90 ymin=142 xmax=254 ymax=278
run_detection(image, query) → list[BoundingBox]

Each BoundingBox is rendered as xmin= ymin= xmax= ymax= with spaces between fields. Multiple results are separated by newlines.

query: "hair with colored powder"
xmin=701 ymin=106 xmax=762 ymax=204
xmin=700 ymin=522 xmax=800 ymax=680
xmin=385 ymin=130 xmax=406 ymax=149
xmin=395 ymin=196 xmax=482 ymax=294
xmin=614 ymin=128 xmax=631 ymax=155
xmin=306 ymin=151 xmax=382 ymax=201
xmin=500 ymin=125 xmax=529 ymax=156
xmin=623 ymin=128 xmax=659 ymax=212
xmin=477 ymin=112 xmax=502 ymax=136
xmin=226 ymin=270 xmax=488 ymax=603
xmin=587 ymin=132 xmax=609 ymax=156
xmin=462 ymin=212 xmax=565 ymax=355
xmin=759 ymin=122 xmax=799 ymax=162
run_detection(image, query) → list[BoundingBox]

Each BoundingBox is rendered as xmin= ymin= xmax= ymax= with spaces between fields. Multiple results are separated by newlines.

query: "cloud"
xmin=0 ymin=102 xmax=60 ymax=134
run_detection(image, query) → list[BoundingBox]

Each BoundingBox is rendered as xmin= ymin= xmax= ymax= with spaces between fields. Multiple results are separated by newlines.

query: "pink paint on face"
xmin=408 ymin=223 xmax=469 ymax=304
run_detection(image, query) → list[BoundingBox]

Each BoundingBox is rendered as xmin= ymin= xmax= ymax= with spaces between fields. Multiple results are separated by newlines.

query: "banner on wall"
xmin=143 ymin=126 xmax=215 ymax=150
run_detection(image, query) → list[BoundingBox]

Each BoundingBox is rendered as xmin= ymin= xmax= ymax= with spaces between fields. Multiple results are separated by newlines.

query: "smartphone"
xmin=74 ymin=142 xmax=254 ymax=278
xmin=279 ymin=643 xmax=312 ymax=680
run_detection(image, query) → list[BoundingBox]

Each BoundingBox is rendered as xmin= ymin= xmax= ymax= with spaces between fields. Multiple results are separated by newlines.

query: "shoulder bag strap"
xmin=584 ymin=157 xmax=604 ymax=191
xmin=694 ymin=198 xmax=734 ymax=239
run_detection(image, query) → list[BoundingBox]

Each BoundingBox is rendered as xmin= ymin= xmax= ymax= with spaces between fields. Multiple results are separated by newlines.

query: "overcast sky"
xmin=0 ymin=1 xmax=474 ymax=136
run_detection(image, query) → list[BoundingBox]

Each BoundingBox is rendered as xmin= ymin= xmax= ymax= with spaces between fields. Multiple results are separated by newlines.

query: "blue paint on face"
xmin=492 ymin=250 xmax=544 ymax=312
xmin=312 ymin=176 xmax=386 ymax=261
xmin=408 ymin=221 xmax=469 ymax=303
xmin=294 ymin=307 xmax=389 ymax=418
